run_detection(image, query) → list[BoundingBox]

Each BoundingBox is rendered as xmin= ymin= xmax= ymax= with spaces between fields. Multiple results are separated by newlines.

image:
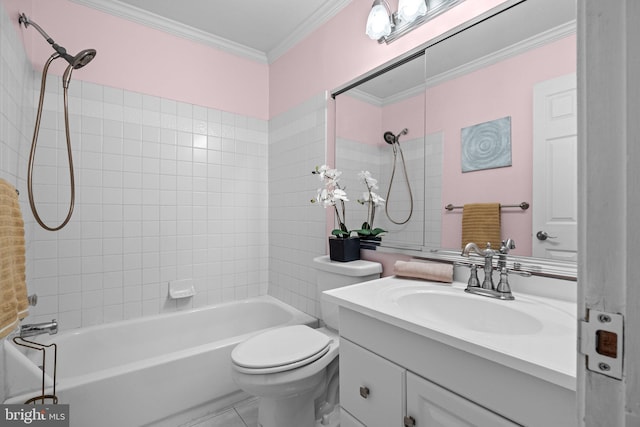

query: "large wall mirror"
xmin=334 ymin=0 xmax=577 ymax=274
xmin=335 ymin=56 xmax=429 ymax=251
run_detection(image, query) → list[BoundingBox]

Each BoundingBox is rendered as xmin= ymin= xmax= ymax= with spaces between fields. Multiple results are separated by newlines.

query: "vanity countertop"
xmin=323 ymin=276 xmax=577 ymax=390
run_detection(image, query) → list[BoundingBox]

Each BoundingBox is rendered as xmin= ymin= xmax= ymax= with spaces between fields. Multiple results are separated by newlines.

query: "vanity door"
xmin=340 ymin=338 xmax=406 ymax=427
xmin=405 ymin=372 xmax=520 ymax=427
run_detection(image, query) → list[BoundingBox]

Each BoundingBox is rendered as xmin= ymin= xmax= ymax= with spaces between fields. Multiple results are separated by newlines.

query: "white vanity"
xmin=324 ymin=276 xmax=577 ymax=427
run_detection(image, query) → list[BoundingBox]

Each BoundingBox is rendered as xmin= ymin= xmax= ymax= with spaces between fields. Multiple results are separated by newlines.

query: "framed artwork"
xmin=461 ymin=116 xmax=512 ymax=172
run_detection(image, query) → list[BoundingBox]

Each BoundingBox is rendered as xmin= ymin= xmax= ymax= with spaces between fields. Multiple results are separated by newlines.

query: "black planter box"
xmin=328 ymin=237 xmax=361 ymax=262
xmin=359 ymin=236 xmax=382 ymax=250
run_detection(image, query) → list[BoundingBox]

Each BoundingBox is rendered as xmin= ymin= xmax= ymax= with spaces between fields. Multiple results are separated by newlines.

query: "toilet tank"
xmin=313 ymin=255 xmax=382 ymax=330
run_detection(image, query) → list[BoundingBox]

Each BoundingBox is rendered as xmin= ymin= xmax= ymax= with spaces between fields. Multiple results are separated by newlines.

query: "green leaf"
xmin=370 ymin=228 xmax=387 ymax=236
xmin=355 ymin=229 xmax=372 ymax=236
xmin=361 ymin=222 xmax=371 ymax=230
xmin=331 ymin=229 xmax=351 ymax=238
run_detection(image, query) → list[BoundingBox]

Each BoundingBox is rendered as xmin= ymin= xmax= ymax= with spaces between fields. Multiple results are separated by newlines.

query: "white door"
xmin=532 ymin=73 xmax=578 ymax=260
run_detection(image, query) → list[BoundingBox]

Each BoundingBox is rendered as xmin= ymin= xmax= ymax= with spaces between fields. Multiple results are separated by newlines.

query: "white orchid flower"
xmin=359 ymin=170 xmax=378 ymax=189
xmin=361 ymin=191 xmax=385 ymax=207
xmin=333 ymin=188 xmax=349 ymax=202
xmin=370 ymin=192 xmax=385 ymax=206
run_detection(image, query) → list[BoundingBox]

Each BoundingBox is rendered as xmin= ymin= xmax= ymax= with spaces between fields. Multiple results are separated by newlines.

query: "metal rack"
xmin=12 ymin=337 xmax=58 ymax=404
xmin=444 ymin=202 xmax=529 ymax=211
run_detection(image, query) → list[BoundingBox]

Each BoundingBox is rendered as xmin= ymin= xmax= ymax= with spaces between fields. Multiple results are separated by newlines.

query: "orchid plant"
xmin=311 ymin=165 xmax=352 ymax=238
xmin=356 ymin=171 xmax=386 ymax=238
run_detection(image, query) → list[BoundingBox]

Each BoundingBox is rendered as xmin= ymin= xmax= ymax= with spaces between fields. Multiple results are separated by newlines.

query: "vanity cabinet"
xmin=340 ymin=337 xmax=518 ymax=427
xmin=340 ymin=338 xmax=405 ymax=426
xmin=406 ymin=372 xmax=517 ymax=427
xmin=337 ymin=307 xmax=576 ymax=427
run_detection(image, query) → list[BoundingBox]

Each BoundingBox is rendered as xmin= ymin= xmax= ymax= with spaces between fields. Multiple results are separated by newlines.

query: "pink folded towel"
xmin=393 ymin=260 xmax=453 ymax=283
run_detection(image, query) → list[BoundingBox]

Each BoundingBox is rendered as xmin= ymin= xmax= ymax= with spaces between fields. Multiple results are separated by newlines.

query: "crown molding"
xmin=70 ymin=0 xmax=351 ymax=64
xmin=340 ymin=20 xmax=576 ymax=107
xmin=267 ymin=0 xmax=351 ymax=63
xmin=425 ymin=20 xmax=577 ymax=88
xmin=70 ymin=0 xmax=268 ymax=63
xmin=346 ymin=88 xmax=384 ymax=106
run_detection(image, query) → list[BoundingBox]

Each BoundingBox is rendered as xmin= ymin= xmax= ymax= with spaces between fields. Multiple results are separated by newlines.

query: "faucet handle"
xmin=467 ymin=264 xmax=480 ymax=288
xmin=495 ymin=267 xmax=515 ymax=300
xmin=500 ymin=238 xmax=516 ymax=253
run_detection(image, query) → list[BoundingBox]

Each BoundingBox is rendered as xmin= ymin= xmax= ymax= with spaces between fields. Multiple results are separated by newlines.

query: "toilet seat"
xmin=232 ymin=325 xmax=333 ymax=374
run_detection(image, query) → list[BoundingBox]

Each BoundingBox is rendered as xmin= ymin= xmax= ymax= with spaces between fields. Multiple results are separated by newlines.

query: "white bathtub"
xmin=4 ymin=295 xmax=316 ymax=427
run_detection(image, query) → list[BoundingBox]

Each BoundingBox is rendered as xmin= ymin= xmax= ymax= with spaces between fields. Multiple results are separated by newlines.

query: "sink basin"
xmin=324 ymin=276 xmax=577 ymax=389
xmin=376 ymin=283 xmax=576 ymax=337
xmin=395 ymin=291 xmax=543 ymax=334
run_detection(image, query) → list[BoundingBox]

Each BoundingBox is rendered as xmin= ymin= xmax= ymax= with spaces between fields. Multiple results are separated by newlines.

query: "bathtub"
xmin=4 ymin=295 xmax=317 ymax=427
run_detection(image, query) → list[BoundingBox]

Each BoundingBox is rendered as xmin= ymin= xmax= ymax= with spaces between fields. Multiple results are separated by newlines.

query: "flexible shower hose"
xmin=27 ymin=53 xmax=76 ymax=231
xmin=385 ymin=140 xmax=414 ymax=225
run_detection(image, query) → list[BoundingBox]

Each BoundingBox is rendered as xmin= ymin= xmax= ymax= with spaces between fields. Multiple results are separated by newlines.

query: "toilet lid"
xmin=232 ymin=325 xmax=332 ymax=373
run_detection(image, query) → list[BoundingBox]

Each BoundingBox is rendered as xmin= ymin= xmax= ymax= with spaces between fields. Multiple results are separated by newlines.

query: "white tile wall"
xmin=268 ymin=93 xmax=327 ymax=317
xmin=0 ymin=4 xmax=33 ymax=195
xmin=337 ymin=136 xmax=431 ymax=249
xmin=424 ymin=132 xmax=443 ymax=248
xmin=0 ymin=5 xmax=271 ymax=329
xmin=43 ymin=81 xmax=268 ymax=328
xmin=22 ymin=77 xmax=270 ymax=328
xmin=0 ymin=3 xmax=35 ymax=403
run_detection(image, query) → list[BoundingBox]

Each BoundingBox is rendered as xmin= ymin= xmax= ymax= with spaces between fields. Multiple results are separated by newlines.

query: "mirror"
xmin=335 ymin=56 xmax=429 ymax=250
xmin=334 ymin=0 xmax=577 ymax=266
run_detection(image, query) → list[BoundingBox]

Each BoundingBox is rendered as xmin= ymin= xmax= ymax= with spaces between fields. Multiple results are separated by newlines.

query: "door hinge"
xmin=579 ymin=309 xmax=623 ymax=380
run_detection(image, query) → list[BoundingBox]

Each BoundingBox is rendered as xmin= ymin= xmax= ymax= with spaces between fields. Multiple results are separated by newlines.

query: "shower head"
xmin=383 ymin=128 xmax=409 ymax=145
xmin=69 ymin=49 xmax=96 ymax=69
xmin=383 ymin=131 xmax=397 ymax=145
xmin=18 ymin=13 xmax=96 ymax=71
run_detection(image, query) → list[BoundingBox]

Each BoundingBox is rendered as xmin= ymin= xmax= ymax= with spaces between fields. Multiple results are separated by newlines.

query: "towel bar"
xmin=445 ymin=202 xmax=529 ymax=211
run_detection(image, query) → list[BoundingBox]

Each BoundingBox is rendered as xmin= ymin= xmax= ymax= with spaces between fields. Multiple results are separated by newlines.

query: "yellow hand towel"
xmin=0 ymin=179 xmax=28 ymax=338
xmin=461 ymin=203 xmax=501 ymax=250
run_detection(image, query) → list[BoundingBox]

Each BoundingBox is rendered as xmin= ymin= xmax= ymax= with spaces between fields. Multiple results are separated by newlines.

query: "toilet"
xmin=231 ymin=255 xmax=382 ymax=427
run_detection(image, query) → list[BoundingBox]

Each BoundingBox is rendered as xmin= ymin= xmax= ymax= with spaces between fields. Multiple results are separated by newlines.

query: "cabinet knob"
xmin=359 ymin=386 xmax=370 ymax=399
xmin=404 ymin=415 xmax=416 ymax=427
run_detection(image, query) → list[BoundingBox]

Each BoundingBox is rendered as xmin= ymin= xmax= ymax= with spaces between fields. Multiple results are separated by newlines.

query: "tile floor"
xmin=183 ymin=398 xmax=259 ymax=427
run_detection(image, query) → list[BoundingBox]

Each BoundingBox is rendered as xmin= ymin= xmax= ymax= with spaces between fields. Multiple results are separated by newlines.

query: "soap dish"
xmin=169 ymin=279 xmax=196 ymax=299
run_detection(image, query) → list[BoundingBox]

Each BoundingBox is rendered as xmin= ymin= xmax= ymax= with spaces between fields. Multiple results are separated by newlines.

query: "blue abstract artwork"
xmin=461 ymin=116 xmax=512 ymax=172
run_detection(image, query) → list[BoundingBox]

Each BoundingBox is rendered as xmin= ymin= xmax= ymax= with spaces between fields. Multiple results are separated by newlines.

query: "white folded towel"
xmin=393 ymin=260 xmax=453 ymax=283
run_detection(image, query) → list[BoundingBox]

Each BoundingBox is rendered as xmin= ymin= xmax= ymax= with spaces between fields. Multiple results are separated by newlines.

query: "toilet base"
xmin=257 ymin=389 xmax=316 ymax=427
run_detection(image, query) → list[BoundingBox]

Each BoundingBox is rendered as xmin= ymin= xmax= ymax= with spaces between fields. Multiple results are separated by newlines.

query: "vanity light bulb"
xmin=366 ymin=2 xmax=392 ymax=40
xmin=398 ymin=0 xmax=427 ymax=23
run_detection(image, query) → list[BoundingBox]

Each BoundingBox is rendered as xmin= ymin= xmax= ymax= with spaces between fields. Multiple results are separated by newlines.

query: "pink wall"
xmin=332 ymin=35 xmax=576 ymax=258
xmin=5 ymin=0 xmax=269 ymax=119
xmin=6 ymin=0 xmax=508 ymax=121
xmin=335 ymin=95 xmax=382 ymax=146
xmin=383 ymin=93 xmax=426 ymax=139
xmin=431 ymin=35 xmax=576 ymax=254
xmin=336 ymin=91 xmax=425 ymax=149
xmin=269 ymin=0 xmax=508 ymax=118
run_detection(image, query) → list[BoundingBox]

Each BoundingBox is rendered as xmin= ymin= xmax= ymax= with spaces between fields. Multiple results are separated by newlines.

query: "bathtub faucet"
xmin=20 ymin=319 xmax=58 ymax=338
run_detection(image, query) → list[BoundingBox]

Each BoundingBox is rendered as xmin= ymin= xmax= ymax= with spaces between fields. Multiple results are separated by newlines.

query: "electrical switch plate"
xmin=579 ymin=309 xmax=623 ymax=380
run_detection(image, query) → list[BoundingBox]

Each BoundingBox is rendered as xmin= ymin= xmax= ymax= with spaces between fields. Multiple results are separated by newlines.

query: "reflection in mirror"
xmin=334 ymin=0 xmax=577 ymax=269
xmin=334 ymin=56 xmax=431 ymax=250
xmin=426 ymin=0 xmax=576 ymax=259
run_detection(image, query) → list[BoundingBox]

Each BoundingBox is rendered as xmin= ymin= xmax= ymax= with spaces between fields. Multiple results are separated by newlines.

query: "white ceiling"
xmin=72 ymin=0 xmax=351 ymax=63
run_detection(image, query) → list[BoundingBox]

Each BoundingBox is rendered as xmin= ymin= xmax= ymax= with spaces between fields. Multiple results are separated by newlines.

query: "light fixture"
xmin=366 ymin=0 xmax=466 ymax=44
xmin=365 ymin=0 xmax=393 ymax=41
xmin=397 ymin=0 xmax=428 ymax=24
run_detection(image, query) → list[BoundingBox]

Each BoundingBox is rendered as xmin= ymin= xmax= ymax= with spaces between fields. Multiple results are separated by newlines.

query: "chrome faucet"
xmin=461 ymin=241 xmax=514 ymax=300
xmin=498 ymin=238 xmax=516 ymax=269
xmin=19 ymin=319 xmax=58 ymax=338
xmin=461 ymin=242 xmax=496 ymax=290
